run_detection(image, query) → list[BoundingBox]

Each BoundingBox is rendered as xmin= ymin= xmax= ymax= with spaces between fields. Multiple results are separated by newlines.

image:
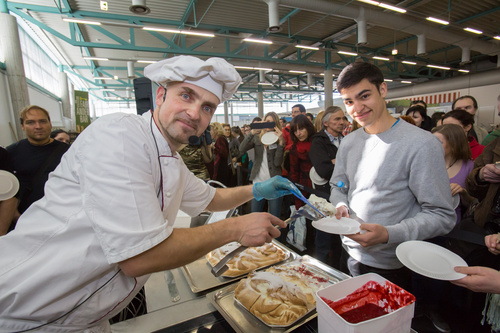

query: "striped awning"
xmin=407 ymin=92 xmax=460 ymax=105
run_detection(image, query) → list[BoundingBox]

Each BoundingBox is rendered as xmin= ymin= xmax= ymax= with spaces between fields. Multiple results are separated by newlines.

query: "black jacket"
xmin=309 ymin=129 xmax=339 ymax=181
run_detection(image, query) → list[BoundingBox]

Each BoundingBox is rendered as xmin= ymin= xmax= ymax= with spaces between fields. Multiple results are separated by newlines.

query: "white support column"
xmin=0 ymin=12 xmax=30 ymax=139
xmin=224 ymin=101 xmax=229 ymax=124
xmin=230 ymin=101 xmax=234 ymax=125
xmin=356 ymin=7 xmax=367 ymax=46
xmin=258 ymin=91 xmax=264 ymax=118
xmin=59 ymin=71 xmax=71 ymax=121
xmin=417 ymin=34 xmax=426 ymax=55
xmin=324 ymin=69 xmax=334 ymax=108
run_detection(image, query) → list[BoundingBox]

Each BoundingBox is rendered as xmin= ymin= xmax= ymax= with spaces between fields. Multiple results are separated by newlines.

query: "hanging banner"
xmin=74 ymin=90 xmax=90 ymax=133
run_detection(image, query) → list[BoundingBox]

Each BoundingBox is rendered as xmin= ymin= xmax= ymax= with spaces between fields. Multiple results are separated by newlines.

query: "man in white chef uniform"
xmin=0 ymin=56 xmax=297 ymax=332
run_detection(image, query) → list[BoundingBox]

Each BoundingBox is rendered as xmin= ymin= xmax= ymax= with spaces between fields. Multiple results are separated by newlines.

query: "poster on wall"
xmin=75 ymin=90 xmax=91 ymax=133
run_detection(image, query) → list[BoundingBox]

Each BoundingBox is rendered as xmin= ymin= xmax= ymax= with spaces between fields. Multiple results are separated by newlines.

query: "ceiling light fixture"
xmin=384 ymin=79 xmax=393 ymax=82
xmin=84 ymin=57 xmax=109 ymax=61
xmin=129 ymin=0 xmax=150 ymax=15
xmin=392 ymin=49 xmax=398 ymax=55
xmin=358 ymin=0 xmax=380 ymax=5
xmin=401 ymin=81 xmax=412 ymax=84
xmin=94 ymin=77 xmax=116 ymax=80
xmin=295 ymin=44 xmax=320 ymax=51
xmin=289 ymin=70 xmax=306 ymax=74
xmin=63 ymin=18 xmax=102 ymax=25
xmin=243 ymin=38 xmax=273 ymax=44
xmin=427 ymin=64 xmax=450 ymax=70
xmin=137 ymin=60 xmax=157 ymax=64
xmin=254 ymin=67 xmax=273 ymax=71
xmin=495 ymin=36 xmax=500 ymax=40
xmin=402 ymin=61 xmax=417 ymax=65
xmin=338 ymin=51 xmax=358 ymax=56
xmin=378 ymin=3 xmax=407 ymax=13
xmin=426 ymin=17 xmax=449 ymax=25
xmin=258 ymin=82 xmax=273 ymax=85
xmin=142 ymin=27 xmax=214 ymax=37
xmin=373 ymin=56 xmax=390 ymax=61
xmin=464 ymin=27 xmax=483 ymax=34
xmin=458 ymin=69 xmax=470 ymax=73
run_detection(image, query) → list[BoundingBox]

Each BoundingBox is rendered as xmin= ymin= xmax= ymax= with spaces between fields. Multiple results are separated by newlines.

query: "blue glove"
xmin=253 ymin=176 xmax=300 ymax=201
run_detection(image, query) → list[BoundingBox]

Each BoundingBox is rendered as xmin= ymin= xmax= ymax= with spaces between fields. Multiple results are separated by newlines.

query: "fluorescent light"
xmin=94 ymin=77 xmax=115 ymax=80
xmin=285 ymin=83 xmax=298 ymax=87
xmin=464 ymin=27 xmax=483 ymax=34
xmin=495 ymin=36 xmax=500 ymax=40
xmin=143 ymin=27 xmax=180 ymax=33
xmin=295 ymin=44 xmax=320 ymax=51
xmin=401 ymin=81 xmax=412 ymax=84
xmin=180 ymin=30 xmax=215 ymax=37
xmin=392 ymin=49 xmax=398 ymax=55
xmin=63 ymin=18 xmax=102 ymax=25
xmin=378 ymin=3 xmax=406 ymax=13
xmin=458 ymin=69 xmax=470 ymax=73
xmin=254 ymin=67 xmax=273 ymax=71
xmin=243 ymin=38 xmax=273 ymax=44
xmin=289 ymin=70 xmax=306 ymax=74
xmin=402 ymin=61 xmax=417 ymax=65
xmin=373 ymin=56 xmax=390 ymax=61
xmin=427 ymin=64 xmax=450 ymax=70
xmin=358 ymin=0 xmax=380 ymax=4
xmin=384 ymin=79 xmax=393 ymax=82
xmin=84 ymin=57 xmax=109 ymax=61
xmin=234 ymin=66 xmax=255 ymax=70
xmin=137 ymin=60 xmax=157 ymax=64
xmin=426 ymin=17 xmax=449 ymax=25
xmin=258 ymin=82 xmax=273 ymax=85
xmin=338 ymin=51 xmax=358 ymax=56
xmin=113 ymin=75 xmax=119 ymax=80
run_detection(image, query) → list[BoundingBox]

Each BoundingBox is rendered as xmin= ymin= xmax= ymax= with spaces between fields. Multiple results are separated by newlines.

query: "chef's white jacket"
xmin=0 ymin=111 xmax=216 ymax=332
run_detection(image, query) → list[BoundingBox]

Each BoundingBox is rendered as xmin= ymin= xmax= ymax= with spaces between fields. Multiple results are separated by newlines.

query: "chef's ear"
xmin=154 ymin=85 xmax=167 ymax=106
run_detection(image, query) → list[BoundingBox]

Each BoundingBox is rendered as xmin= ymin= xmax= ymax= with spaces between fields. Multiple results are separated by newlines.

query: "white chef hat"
xmin=144 ymin=55 xmax=242 ymax=103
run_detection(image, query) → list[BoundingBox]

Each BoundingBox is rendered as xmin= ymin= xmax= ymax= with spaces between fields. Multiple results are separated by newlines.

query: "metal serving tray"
xmin=207 ymin=255 xmax=351 ymax=333
xmin=181 ymin=240 xmax=297 ymax=294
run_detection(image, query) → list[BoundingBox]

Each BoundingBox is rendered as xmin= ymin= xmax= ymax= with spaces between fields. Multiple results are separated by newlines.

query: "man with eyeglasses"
xmin=6 ymin=105 xmax=68 ymax=217
xmin=0 ymin=56 xmax=299 ymax=332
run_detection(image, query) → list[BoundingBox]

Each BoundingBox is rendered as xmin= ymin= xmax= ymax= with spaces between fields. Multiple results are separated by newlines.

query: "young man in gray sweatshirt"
xmin=330 ymin=62 xmax=456 ymax=289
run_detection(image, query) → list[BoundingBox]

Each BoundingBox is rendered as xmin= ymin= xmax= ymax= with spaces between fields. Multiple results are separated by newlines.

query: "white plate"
xmin=261 ymin=132 xmax=278 ymax=145
xmin=312 ymin=217 xmax=361 ymax=235
xmin=0 ymin=170 xmax=19 ymax=201
xmin=396 ymin=240 xmax=468 ymax=281
xmin=309 ymin=167 xmax=328 ymax=186
xmin=452 ymin=194 xmax=460 ymax=209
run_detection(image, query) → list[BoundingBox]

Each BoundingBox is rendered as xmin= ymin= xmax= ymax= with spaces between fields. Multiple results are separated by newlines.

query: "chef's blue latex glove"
xmin=253 ymin=176 xmax=300 ymax=201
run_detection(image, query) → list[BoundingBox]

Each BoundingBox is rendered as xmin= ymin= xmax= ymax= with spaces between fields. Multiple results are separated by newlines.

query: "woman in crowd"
xmin=289 ymin=114 xmax=316 ymax=209
xmin=406 ymin=105 xmax=433 ymax=131
xmin=313 ymin=110 xmax=325 ymax=133
xmin=432 ymin=124 xmax=475 ymax=225
xmin=238 ymin=112 xmax=284 ymax=217
xmin=210 ymin=122 xmax=231 ymax=186
xmin=442 ymin=109 xmax=485 ymax=160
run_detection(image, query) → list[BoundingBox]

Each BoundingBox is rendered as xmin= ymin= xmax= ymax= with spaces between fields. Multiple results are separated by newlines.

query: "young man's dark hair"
xmin=410 ymin=100 xmax=427 ymax=109
xmin=50 ymin=129 xmax=69 ymax=139
xmin=452 ymin=95 xmax=478 ymax=110
xmin=336 ymin=62 xmax=384 ymax=92
xmin=292 ymin=104 xmax=306 ymax=114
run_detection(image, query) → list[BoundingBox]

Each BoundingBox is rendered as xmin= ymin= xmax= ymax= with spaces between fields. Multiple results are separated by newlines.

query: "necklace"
xmin=447 ymin=159 xmax=457 ymax=169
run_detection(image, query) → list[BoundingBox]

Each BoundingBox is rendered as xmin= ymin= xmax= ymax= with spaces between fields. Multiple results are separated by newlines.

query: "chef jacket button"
xmin=166 ymin=192 xmax=171 ymax=197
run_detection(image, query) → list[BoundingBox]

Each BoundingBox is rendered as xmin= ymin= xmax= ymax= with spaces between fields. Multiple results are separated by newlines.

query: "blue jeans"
xmin=251 ymin=197 xmax=283 ymax=218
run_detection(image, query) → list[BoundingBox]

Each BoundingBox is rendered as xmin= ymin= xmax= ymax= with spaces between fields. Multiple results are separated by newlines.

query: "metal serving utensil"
xmin=290 ymin=191 xmax=327 ymax=218
xmin=210 ymin=206 xmax=324 ymax=277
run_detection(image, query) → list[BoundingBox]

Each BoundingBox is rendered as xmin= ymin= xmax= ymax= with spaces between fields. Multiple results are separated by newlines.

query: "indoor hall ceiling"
xmin=5 ymin=0 xmax=500 ymax=104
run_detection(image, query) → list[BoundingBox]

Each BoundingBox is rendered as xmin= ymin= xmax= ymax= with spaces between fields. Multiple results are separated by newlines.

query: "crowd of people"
xmin=1 ymin=55 xmax=500 ymax=332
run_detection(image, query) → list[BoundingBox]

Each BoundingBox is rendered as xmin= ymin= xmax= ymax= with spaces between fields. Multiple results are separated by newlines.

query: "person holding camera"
xmin=178 ymin=126 xmax=213 ymax=181
xmin=238 ymin=112 xmax=285 ymax=218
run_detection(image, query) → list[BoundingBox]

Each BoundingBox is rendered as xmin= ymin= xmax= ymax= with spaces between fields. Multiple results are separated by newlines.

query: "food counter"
xmin=110 ymin=241 xmax=350 ymax=333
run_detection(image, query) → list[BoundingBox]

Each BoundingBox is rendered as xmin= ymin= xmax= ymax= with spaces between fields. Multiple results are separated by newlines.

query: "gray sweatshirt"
xmin=329 ymin=119 xmax=456 ymax=269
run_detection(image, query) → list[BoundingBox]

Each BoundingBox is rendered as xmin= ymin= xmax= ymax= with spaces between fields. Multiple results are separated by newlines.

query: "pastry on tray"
xmin=206 ymin=242 xmax=287 ymax=277
xmin=234 ymin=263 xmax=330 ymax=326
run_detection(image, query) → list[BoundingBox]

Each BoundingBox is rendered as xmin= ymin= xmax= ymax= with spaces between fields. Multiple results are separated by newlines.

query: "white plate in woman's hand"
xmin=312 ymin=217 xmax=361 ymax=235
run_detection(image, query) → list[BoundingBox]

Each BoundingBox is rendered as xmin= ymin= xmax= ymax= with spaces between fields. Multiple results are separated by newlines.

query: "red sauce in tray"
xmin=321 ymin=280 xmax=415 ymax=324
xmin=297 ymin=266 xmax=329 ymax=283
xmin=339 ymin=303 xmax=388 ymax=323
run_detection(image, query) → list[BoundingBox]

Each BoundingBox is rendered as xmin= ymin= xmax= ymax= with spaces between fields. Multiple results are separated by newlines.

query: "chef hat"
xmin=144 ymin=55 xmax=242 ymax=103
